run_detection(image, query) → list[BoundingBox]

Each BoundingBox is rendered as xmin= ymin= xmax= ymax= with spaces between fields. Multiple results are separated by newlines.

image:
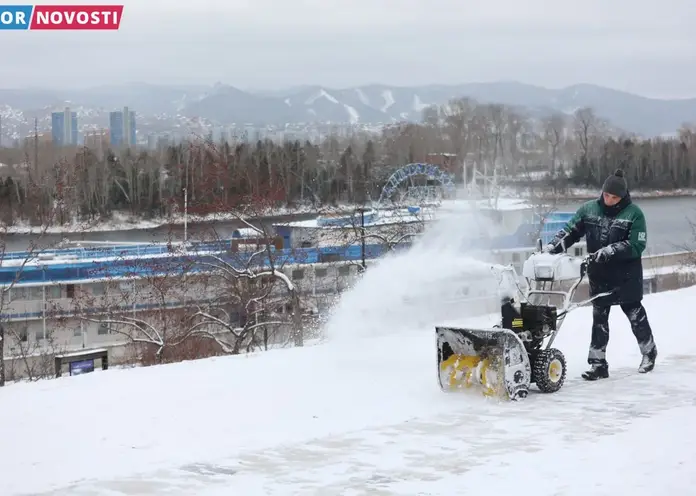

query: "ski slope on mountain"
xmin=1 ymin=283 xmax=695 ymax=496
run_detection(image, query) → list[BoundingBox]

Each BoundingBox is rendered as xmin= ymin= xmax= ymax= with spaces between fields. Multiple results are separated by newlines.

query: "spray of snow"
xmin=323 ymin=198 xmax=517 ymax=345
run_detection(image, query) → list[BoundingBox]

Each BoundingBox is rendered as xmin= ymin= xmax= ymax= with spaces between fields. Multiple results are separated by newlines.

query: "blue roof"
xmin=0 ymin=242 xmax=411 ymax=286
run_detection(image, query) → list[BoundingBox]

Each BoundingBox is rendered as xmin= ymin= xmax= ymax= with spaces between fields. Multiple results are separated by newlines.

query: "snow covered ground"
xmin=3 ymin=285 xmax=696 ymax=496
xmin=3 ymin=206 xmax=325 ymax=234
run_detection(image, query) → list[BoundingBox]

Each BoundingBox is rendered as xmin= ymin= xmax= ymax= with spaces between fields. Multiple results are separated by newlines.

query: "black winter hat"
xmin=602 ymin=169 xmax=628 ymax=198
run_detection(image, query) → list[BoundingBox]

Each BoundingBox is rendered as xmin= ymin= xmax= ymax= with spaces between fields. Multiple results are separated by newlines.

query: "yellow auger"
xmin=439 ymin=353 xmax=503 ymax=397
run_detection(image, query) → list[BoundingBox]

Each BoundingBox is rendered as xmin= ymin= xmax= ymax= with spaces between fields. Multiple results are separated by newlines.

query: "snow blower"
xmin=436 ymin=241 xmax=612 ymax=401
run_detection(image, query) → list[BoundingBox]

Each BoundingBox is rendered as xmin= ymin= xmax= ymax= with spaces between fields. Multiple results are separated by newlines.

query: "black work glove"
xmin=589 ymin=246 xmax=613 ymax=263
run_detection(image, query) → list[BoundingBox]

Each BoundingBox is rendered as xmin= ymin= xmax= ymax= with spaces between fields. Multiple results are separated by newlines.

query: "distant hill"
xmin=1 ymin=81 xmax=694 ymax=138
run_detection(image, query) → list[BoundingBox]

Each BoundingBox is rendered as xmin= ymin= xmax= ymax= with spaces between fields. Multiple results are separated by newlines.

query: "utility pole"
xmin=34 ymin=117 xmax=39 ymax=175
xmin=356 ymin=207 xmax=366 ymax=271
xmin=361 ymin=208 xmax=366 ymax=270
xmin=183 ymin=187 xmax=188 ymax=246
xmin=357 ymin=163 xmax=369 ymax=272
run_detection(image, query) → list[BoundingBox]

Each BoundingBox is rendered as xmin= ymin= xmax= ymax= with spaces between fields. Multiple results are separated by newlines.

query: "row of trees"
xmin=1 ymin=101 xmax=696 ymax=226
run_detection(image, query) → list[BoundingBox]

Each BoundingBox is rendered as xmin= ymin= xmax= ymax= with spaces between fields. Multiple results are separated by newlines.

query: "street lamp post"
xmin=356 ymin=207 xmax=366 ymax=270
xmin=183 ymin=187 xmax=188 ymax=246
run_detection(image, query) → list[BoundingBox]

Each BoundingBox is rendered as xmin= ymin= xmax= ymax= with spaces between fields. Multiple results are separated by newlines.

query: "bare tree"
xmin=543 ymin=113 xmax=567 ymax=173
xmin=0 ymin=209 xmax=96 ymax=384
xmin=186 ymin=206 xmax=307 ymax=349
xmin=184 ymin=246 xmax=301 ymax=353
xmin=60 ymin=250 xmax=205 ymax=365
xmin=3 ymin=324 xmax=66 ymax=382
xmin=572 ymin=107 xmax=608 ymax=183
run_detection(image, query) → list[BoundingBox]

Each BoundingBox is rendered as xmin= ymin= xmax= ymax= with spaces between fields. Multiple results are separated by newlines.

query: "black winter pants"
xmin=588 ymin=302 xmax=656 ymax=365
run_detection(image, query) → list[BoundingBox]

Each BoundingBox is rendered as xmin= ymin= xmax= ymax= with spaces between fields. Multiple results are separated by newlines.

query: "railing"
xmin=643 ymin=250 xmax=693 ymax=270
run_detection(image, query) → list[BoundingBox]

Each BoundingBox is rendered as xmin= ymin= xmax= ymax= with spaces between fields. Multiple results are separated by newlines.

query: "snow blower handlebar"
xmin=494 ymin=245 xmax=613 ymax=320
xmin=551 ymin=253 xmax=614 ymax=327
xmin=532 ymin=234 xmax=610 ymax=304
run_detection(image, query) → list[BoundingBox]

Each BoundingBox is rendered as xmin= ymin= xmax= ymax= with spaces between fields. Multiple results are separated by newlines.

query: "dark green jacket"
xmin=550 ymin=193 xmax=647 ymax=305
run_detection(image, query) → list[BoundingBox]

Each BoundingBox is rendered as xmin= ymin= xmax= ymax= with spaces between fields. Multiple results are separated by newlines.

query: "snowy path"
xmin=39 ymin=356 xmax=696 ymax=495
xmin=4 ymin=286 xmax=696 ymax=495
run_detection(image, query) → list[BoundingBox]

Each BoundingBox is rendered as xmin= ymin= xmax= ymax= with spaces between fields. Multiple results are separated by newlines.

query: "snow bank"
xmin=1 ymin=196 xmax=535 ymax=235
xmin=2 ymin=205 xmax=326 ymax=235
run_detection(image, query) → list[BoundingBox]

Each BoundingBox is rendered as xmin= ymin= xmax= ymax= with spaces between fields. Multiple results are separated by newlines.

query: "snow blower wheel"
xmin=533 ymin=348 xmax=567 ymax=393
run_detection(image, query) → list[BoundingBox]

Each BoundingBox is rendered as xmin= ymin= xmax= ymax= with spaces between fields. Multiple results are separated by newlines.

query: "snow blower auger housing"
xmin=437 ymin=242 xmax=612 ymax=401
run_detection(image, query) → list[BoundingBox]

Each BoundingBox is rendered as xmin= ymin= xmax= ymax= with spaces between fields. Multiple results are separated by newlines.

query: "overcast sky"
xmin=2 ymin=0 xmax=695 ymax=98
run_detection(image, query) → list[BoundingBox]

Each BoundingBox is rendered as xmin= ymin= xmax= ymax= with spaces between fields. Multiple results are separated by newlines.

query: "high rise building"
xmin=109 ymin=106 xmax=137 ymax=148
xmin=51 ymin=107 xmax=78 ymax=146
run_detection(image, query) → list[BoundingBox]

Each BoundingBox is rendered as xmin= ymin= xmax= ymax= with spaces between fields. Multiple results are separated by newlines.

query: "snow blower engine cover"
xmin=522 ymin=252 xmax=583 ymax=283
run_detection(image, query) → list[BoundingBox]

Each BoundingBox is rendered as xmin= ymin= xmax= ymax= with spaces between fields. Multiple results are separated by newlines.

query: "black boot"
xmin=638 ymin=346 xmax=657 ymax=373
xmin=582 ymin=364 xmax=609 ymax=381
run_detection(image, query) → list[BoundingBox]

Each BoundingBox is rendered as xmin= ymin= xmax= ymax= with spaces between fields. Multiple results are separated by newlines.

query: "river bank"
xmin=5 ymin=188 xmax=695 ymax=236
xmin=1 ymin=195 xmax=694 ymax=256
xmin=1 ymin=205 xmax=345 ymax=235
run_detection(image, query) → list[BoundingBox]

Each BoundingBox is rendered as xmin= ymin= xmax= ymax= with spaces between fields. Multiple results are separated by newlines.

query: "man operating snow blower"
xmin=545 ymin=169 xmax=657 ymax=380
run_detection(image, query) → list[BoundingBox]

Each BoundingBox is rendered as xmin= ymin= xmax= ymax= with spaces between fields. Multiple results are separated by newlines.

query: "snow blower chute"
xmin=436 ymin=243 xmax=612 ymax=401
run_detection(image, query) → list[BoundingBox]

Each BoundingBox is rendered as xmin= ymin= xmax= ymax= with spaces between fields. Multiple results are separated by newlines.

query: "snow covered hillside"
xmin=3 ymin=285 xmax=696 ymax=495
xmin=4 ymin=82 xmax=696 ymax=135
